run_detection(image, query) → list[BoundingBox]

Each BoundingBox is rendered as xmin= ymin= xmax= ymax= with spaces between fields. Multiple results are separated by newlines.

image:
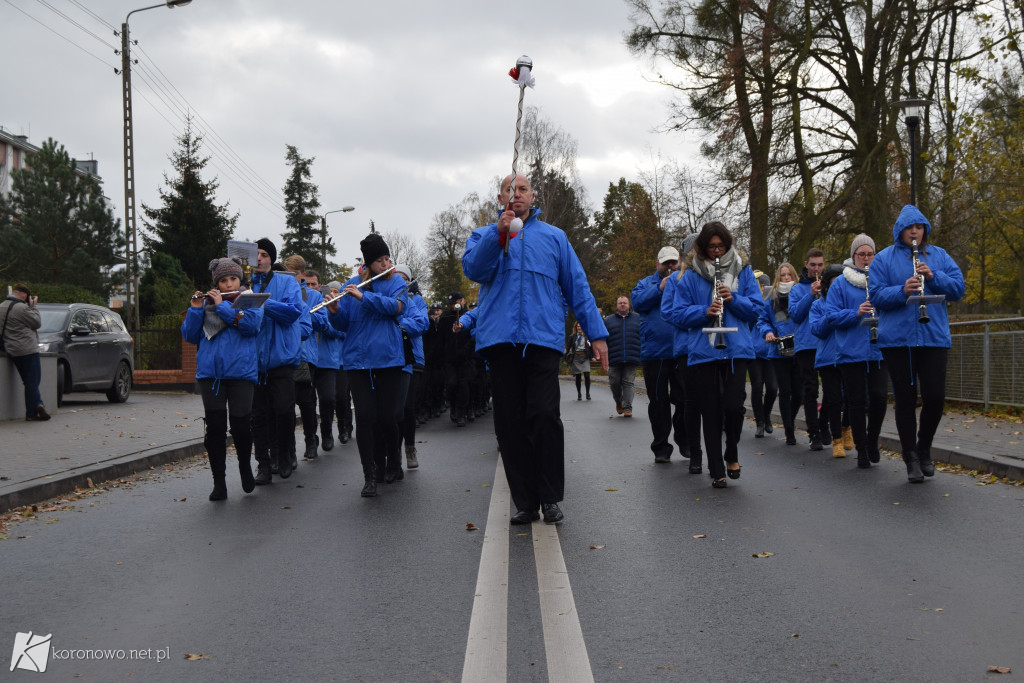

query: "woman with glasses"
xmin=757 ymin=263 xmax=802 ymax=445
xmin=868 ymin=206 xmax=965 ymax=482
xmin=825 ymin=235 xmax=887 ymax=468
xmin=662 ymin=221 xmax=761 ymax=488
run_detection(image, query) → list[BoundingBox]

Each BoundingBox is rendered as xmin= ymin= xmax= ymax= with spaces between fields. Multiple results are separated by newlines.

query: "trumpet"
xmin=814 ymin=272 xmax=822 ymax=299
xmin=310 ymin=265 xmax=396 ymax=312
xmin=191 ymin=290 xmax=240 ymax=301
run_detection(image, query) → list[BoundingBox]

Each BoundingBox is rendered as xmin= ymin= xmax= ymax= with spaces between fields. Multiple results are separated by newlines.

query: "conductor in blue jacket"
xmin=463 ymin=173 xmax=608 ymax=525
xmin=868 ymin=205 xmax=965 ymax=482
xmin=250 ymin=238 xmax=305 ymax=485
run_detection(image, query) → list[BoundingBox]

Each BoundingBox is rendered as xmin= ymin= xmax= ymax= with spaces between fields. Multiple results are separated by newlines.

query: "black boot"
xmin=856 ymin=447 xmax=871 ymax=469
xmin=917 ymin=444 xmax=935 ymax=477
xmin=304 ymin=435 xmax=319 ymax=460
xmin=784 ymin=424 xmax=796 ymax=445
xmin=755 ymin=422 xmax=765 ymax=438
xmin=205 ymin=411 xmax=228 ymax=501
xmin=902 ymin=450 xmax=925 ymax=483
xmin=230 ymin=415 xmax=256 ymax=493
xmin=809 ymin=435 xmax=823 ymax=451
xmin=361 ymin=479 xmax=377 ymax=497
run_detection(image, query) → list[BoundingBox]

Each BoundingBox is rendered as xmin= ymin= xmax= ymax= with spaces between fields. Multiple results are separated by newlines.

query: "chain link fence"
xmin=948 ymin=317 xmax=1024 ymax=409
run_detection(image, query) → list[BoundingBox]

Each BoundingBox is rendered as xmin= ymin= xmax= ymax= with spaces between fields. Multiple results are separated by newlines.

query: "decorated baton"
xmin=504 ymin=55 xmax=535 ymax=256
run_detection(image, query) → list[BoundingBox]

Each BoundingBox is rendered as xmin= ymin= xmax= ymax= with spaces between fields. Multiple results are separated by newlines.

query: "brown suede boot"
xmin=842 ymin=426 xmax=854 ymax=451
xmin=832 ymin=438 xmax=846 ymax=458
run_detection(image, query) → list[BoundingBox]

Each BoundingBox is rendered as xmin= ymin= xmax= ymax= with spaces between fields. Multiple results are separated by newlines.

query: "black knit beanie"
xmin=256 ymin=238 xmax=277 ymax=264
xmin=360 ymin=233 xmax=389 ymax=265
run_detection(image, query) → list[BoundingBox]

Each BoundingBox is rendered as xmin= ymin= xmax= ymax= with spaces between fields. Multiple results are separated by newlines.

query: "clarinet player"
xmin=868 ymin=206 xmax=965 ymax=482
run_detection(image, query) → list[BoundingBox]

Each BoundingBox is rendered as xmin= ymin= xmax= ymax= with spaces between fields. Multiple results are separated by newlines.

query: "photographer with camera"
xmin=1 ymin=284 xmax=50 ymax=421
xmin=439 ymin=291 xmax=474 ymax=426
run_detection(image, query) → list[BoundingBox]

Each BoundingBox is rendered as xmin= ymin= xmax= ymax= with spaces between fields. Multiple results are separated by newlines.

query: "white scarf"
xmin=842 ymin=258 xmax=867 ymax=290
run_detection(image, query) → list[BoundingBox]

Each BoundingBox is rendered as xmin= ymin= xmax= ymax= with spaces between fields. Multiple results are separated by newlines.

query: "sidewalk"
xmin=0 ymin=390 xmax=208 ymax=513
xmin=583 ymin=375 xmax=1024 ymax=480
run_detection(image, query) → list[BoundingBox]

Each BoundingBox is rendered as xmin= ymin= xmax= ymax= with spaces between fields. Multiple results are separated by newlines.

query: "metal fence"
xmin=948 ymin=317 xmax=1024 ymax=409
xmin=131 ymin=315 xmax=183 ymax=371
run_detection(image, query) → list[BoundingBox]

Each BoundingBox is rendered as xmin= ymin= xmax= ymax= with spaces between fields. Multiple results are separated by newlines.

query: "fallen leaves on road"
xmin=693 ymin=534 xmax=707 ymax=539
xmin=466 ymin=523 xmax=479 ymax=531
xmin=987 ymin=666 xmax=1012 ymax=674
xmin=605 ymin=488 xmax=619 ymax=492
xmin=183 ymin=653 xmax=210 ymax=661
xmin=752 ymin=551 xmax=774 ymax=558
xmin=589 ymin=544 xmax=606 ymax=550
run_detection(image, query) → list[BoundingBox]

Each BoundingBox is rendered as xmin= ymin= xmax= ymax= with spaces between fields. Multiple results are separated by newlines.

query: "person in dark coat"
xmin=603 ymin=296 xmax=643 ymax=417
xmin=438 ymin=292 xmax=475 ymax=426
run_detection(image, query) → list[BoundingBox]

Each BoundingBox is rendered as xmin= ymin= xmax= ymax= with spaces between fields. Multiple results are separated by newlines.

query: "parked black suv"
xmin=35 ymin=304 xmax=134 ymax=407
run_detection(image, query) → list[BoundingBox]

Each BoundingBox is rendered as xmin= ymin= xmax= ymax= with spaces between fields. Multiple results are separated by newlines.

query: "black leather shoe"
xmin=510 ymin=509 xmax=539 ymax=525
xmin=361 ymin=479 xmax=377 ymax=497
xmin=689 ymin=463 xmax=703 ymax=474
xmin=654 ymin=455 xmax=671 ymax=464
xmin=542 ymin=503 xmax=564 ymax=524
xmin=712 ymin=478 xmax=727 ymax=489
xmin=810 ymin=437 xmax=823 ymax=451
xmin=340 ymin=431 xmax=350 ymax=444
xmin=321 ymin=434 xmax=334 ymax=452
xmin=857 ymin=449 xmax=871 ymax=469
xmin=239 ymin=460 xmax=256 ymax=493
xmin=278 ymin=456 xmax=293 ymax=480
xmin=254 ymin=466 xmax=272 ymax=486
xmin=764 ymin=422 xmax=773 ymax=434
xmin=726 ymin=465 xmax=741 ymax=480
xmin=903 ymin=450 xmax=925 ymax=483
xmin=918 ymin=445 xmax=935 ymax=477
xmin=755 ymin=423 xmax=765 ymax=438
xmin=867 ymin=445 xmax=881 ymax=463
xmin=304 ymin=436 xmax=319 ymax=460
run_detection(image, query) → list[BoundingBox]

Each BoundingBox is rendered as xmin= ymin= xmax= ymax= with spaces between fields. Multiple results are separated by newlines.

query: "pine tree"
xmin=281 ymin=145 xmax=323 ymax=270
xmin=141 ymin=117 xmax=237 ymax=289
xmin=0 ymin=138 xmax=121 ymax=296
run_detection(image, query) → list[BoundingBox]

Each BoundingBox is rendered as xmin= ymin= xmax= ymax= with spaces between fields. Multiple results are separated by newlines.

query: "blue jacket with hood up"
xmin=461 ymin=208 xmax=607 ymax=354
xmin=867 ymin=205 xmax=965 ymax=349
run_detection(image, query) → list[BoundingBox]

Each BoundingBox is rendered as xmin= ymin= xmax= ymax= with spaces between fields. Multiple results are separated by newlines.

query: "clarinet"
xmin=911 ymin=239 xmax=929 ymax=324
xmin=864 ymin=264 xmax=877 ymax=343
xmin=712 ymin=257 xmax=727 ymax=350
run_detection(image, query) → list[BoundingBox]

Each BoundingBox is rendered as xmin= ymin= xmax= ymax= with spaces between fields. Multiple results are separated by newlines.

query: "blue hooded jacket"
xmin=327 ymin=271 xmax=407 ymax=370
xmin=661 ymin=259 xmax=761 ymax=365
xmin=867 ymin=205 xmax=965 ymax=348
xmin=631 ymin=271 xmax=676 ymax=361
xmin=181 ymin=300 xmax=264 ymax=383
xmin=250 ymin=270 xmax=304 ymax=373
xmin=462 ymin=208 xmax=607 ymax=354
xmin=827 ymin=263 xmax=883 ymax=365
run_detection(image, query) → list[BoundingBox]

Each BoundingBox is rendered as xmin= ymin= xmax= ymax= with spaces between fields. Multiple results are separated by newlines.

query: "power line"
xmin=2 ymin=0 xmax=117 ymax=70
xmin=35 ymin=0 xmax=117 ymax=50
xmin=68 ymin=0 xmax=116 ymax=32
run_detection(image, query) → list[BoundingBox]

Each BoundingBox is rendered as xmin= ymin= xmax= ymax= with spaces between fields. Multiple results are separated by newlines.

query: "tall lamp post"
xmin=321 ymin=206 xmax=355 ymax=276
xmin=119 ymin=0 xmax=192 ymax=350
xmin=895 ymin=98 xmax=931 ymax=207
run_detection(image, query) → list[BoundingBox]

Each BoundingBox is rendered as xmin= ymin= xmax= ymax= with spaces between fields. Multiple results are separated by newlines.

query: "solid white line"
xmin=533 ymin=519 xmax=595 ymax=682
xmin=460 ymin=457 xmax=510 ymax=683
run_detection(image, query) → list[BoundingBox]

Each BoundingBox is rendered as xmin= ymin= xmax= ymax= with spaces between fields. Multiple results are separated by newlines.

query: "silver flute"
xmin=310 ymin=266 xmax=396 ymax=312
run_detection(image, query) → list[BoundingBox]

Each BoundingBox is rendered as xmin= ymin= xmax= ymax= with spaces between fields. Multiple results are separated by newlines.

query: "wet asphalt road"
xmin=3 ymin=383 xmax=1023 ymax=682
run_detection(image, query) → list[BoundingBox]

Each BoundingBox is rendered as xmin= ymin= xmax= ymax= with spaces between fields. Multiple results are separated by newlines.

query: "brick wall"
xmin=133 ymin=340 xmax=197 ymax=386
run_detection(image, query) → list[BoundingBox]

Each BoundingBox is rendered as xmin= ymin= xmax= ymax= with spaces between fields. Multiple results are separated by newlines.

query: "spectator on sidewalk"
xmin=1 ymin=284 xmax=50 ymax=422
xmin=564 ymin=321 xmax=593 ymax=400
xmin=603 ymin=296 xmax=642 ymax=418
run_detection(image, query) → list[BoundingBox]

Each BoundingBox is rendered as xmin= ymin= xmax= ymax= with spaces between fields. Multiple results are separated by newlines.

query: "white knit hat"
xmin=850 ymin=233 xmax=875 ymax=259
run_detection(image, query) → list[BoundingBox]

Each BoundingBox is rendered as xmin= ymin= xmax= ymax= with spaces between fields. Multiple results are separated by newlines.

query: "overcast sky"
xmin=3 ymin=0 xmax=698 ymax=273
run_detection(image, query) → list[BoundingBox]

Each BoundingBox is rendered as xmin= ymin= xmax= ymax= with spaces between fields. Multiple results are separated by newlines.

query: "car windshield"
xmin=38 ymin=309 xmax=70 ymax=333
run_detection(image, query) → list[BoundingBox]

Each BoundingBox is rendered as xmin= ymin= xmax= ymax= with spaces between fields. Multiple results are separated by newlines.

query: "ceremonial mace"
xmin=504 ymin=55 xmax=535 ymax=256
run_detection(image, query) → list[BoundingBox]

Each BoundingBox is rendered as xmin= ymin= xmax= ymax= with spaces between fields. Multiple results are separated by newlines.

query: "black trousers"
xmin=334 ymin=367 xmax=353 ymax=436
xmin=295 ymin=371 xmax=317 ymax=445
xmin=399 ymin=371 xmax=420 ymax=449
xmin=818 ymin=365 xmax=844 ymax=443
xmin=749 ymin=357 xmax=778 ymax=425
xmin=839 ymin=360 xmax=888 ymax=451
xmin=312 ymin=365 xmax=337 ymax=439
xmin=348 ymin=367 xmax=404 ymax=480
xmin=796 ymin=349 xmax=821 ymax=438
xmin=643 ymin=358 xmax=686 ymax=460
xmin=252 ymin=366 xmax=297 ymax=470
xmin=688 ymin=359 xmax=748 ymax=480
xmin=445 ymin=359 xmax=472 ymax=418
xmin=488 ymin=345 xmax=563 ymax=513
xmin=771 ymin=357 xmax=802 ymax=430
xmin=881 ymin=346 xmax=948 ymax=453
xmin=674 ymin=356 xmax=705 ymax=463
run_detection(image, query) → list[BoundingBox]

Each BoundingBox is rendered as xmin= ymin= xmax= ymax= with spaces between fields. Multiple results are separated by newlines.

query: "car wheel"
xmin=57 ymin=361 xmax=67 ymax=408
xmin=106 ymin=360 xmax=132 ymax=403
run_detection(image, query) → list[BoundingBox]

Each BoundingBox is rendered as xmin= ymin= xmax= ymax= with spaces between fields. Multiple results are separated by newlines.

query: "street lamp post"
xmin=119 ymin=0 xmax=191 ymax=352
xmin=895 ymin=98 xmax=931 ymax=207
xmin=320 ymin=206 xmax=355 ymax=277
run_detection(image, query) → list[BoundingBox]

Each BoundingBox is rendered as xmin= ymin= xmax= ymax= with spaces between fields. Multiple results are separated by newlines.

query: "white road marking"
xmin=461 ymin=457 xmax=510 ymax=682
xmin=533 ymin=519 xmax=595 ymax=683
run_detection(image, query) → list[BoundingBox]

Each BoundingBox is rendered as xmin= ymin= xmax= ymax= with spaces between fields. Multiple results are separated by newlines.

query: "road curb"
xmin=0 ymin=440 xmax=208 ymax=513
